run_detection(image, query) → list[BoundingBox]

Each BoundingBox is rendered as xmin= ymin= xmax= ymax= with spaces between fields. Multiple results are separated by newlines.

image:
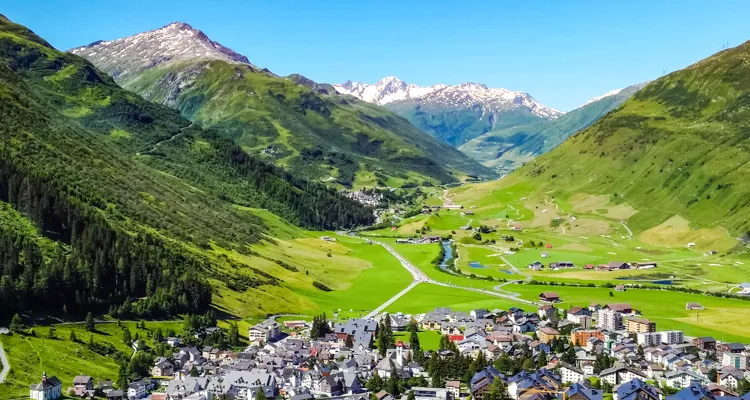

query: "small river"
xmin=438 ymin=241 xmax=454 ymax=273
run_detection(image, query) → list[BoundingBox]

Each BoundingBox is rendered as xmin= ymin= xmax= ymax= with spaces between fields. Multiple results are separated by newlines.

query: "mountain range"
xmin=70 ymin=23 xmax=495 ymax=187
xmin=335 ymin=76 xmax=563 ymax=147
xmin=461 ymin=83 xmax=647 ymax=173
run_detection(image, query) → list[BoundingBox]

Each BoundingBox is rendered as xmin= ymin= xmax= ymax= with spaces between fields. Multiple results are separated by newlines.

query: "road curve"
xmin=0 ymin=340 xmax=10 ymax=384
xmin=363 ymin=241 xmax=539 ymax=319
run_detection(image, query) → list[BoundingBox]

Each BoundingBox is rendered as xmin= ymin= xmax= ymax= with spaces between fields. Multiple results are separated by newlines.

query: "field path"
xmin=620 ymin=221 xmax=633 ymax=238
xmin=0 ymin=340 xmax=9 ymax=383
xmin=364 ymin=241 xmax=539 ymax=319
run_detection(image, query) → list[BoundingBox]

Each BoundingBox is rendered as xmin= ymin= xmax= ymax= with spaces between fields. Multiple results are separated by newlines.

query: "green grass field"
xmin=385 ymin=284 xmax=521 ymax=315
xmin=0 ymin=321 xmax=183 ymax=399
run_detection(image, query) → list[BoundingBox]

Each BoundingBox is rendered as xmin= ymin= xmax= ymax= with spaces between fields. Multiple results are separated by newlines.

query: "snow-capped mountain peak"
xmin=335 ymin=77 xmax=562 ymax=119
xmin=580 ymin=88 xmax=625 ymax=107
xmin=69 ymin=21 xmax=255 ymax=81
xmin=334 ymin=76 xmax=446 ymax=105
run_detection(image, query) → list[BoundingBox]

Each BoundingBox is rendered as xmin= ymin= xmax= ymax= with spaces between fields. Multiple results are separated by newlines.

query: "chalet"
xmin=692 ymin=336 xmax=716 ymax=350
xmin=470 ymin=367 xmax=505 ymax=400
xmin=528 ymin=261 xmax=544 ymax=271
xmin=541 ymin=252 xmax=549 ymax=258
xmin=685 ymin=302 xmax=704 ymax=310
xmin=73 ymin=375 xmax=94 ymax=397
xmin=106 ymin=390 xmax=125 ymax=400
xmin=599 ymin=365 xmax=647 ymax=386
xmin=539 ymin=292 xmax=561 ymax=303
xmin=584 ymin=264 xmax=595 ymax=270
xmin=615 ymin=285 xmax=626 ymax=292
xmin=565 ymin=382 xmax=603 ymax=400
xmin=632 ymin=262 xmax=657 ymax=269
xmin=717 ymin=342 xmax=745 ymax=354
xmin=614 ymin=378 xmax=660 ymax=400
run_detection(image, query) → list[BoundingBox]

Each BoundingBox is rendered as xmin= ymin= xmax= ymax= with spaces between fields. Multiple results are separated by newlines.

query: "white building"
xmin=128 ymin=381 xmax=147 ymax=399
xmin=249 ymin=319 xmax=281 ymax=342
xmin=722 ymin=352 xmax=748 ymax=370
xmin=660 ymin=330 xmax=684 ymax=345
xmin=411 ymin=387 xmax=451 ymax=400
xmin=29 ymin=372 xmax=62 ymax=400
xmin=665 ymin=370 xmax=705 ymax=389
xmin=637 ymin=332 xmax=661 ymax=347
xmin=558 ymin=362 xmax=585 ymax=384
xmin=597 ymin=309 xmax=623 ymax=331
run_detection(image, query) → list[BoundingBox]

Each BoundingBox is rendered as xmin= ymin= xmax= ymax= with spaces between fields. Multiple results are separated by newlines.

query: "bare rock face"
xmin=70 ymin=22 xmax=256 ymax=84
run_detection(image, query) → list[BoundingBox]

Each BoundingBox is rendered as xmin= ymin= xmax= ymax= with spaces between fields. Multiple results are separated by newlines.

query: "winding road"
xmin=363 ymin=240 xmax=539 ymax=319
xmin=0 ymin=340 xmax=9 ymax=384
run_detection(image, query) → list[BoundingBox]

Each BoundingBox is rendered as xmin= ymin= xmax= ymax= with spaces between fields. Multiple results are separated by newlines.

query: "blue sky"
xmin=4 ymin=0 xmax=750 ymax=110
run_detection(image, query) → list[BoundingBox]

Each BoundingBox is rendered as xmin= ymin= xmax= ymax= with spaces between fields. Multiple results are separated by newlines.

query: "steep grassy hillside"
xmin=461 ymin=84 xmax=645 ymax=172
xmin=0 ymin=15 xmax=380 ymax=321
xmin=513 ymin=41 xmax=750 ymax=237
xmin=386 ymin=99 xmax=547 ymax=148
xmin=70 ymin=25 xmax=495 ymax=187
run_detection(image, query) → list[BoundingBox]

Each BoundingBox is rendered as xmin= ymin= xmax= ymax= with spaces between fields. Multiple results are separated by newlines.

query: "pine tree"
xmin=9 ymin=313 xmax=23 ymax=332
xmin=70 ymin=329 xmax=78 ymax=342
xmin=345 ymin=334 xmax=354 ymax=348
xmin=409 ymin=329 xmax=421 ymax=361
xmin=254 ymin=389 xmax=267 ymax=400
xmin=84 ymin=312 xmax=96 ymax=332
xmin=122 ymin=327 xmax=132 ymax=345
xmin=537 ymin=349 xmax=548 ymax=368
xmin=366 ymin=373 xmax=384 ymax=393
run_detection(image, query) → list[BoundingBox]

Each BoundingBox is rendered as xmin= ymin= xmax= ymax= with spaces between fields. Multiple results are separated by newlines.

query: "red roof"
xmin=546 ymin=244 xmax=552 ymax=248
xmin=448 ymin=335 xmax=464 ymax=342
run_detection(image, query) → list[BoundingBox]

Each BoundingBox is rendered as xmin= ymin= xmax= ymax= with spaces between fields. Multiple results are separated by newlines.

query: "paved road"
xmin=364 ymin=241 xmax=539 ymax=319
xmin=0 ymin=340 xmax=10 ymax=384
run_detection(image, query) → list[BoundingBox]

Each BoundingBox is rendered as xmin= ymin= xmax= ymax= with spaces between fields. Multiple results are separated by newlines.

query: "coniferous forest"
xmin=0 ymin=15 xmax=374 ymax=322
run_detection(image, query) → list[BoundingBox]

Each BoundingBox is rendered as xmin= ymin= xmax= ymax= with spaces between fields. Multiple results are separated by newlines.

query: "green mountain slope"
xmin=513 ymin=42 xmax=750 ymax=236
xmin=461 ymin=84 xmax=645 ymax=173
xmin=386 ymin=98 xmax=547 ymax=148
xmin=70 ymin=23 xmax=495 ymax=187
xmin=0 ymin=15 xmax=375 ymax=321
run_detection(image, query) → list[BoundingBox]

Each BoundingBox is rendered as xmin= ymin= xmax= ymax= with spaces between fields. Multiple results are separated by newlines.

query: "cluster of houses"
xmin=528 ymin=261 xmax=659 ymax=272
xmin=345 ymin=190 xmax=385 ymax=207
xmin=395 ymin=236 xmax=442 ymax=244
xmin=29 ymin=305 xmax=750 ymax=400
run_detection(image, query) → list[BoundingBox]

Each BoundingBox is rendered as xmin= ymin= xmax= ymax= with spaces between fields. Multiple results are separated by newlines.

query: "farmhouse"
xmin=528 ymin=261 xmax=544 ymax=271
xmin=685 ymin=302 xmax=704 ymax=310
xmin=550 ymin=261 xmax=575 ymax=269
xmin=539 ymin=292 xmax=561 ymax=303
xmin=615 ymin=285 xmax=626 ymax=292
xmin=421 ymin=236 xmax=441 ymax=243
xmin=608 ymin=262 xmax=630 ymax=270
xmin=73 ymin=375 xmax=94 ymax=397
xmin=632 ymin=262 xmax=657 ymax=269
xmin=604 ymin=303 xmax=635 ymax=314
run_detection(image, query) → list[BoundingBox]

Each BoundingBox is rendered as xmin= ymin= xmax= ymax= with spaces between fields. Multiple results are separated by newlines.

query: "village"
xmin=28 ymin=299 xmax=750 ymax=400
